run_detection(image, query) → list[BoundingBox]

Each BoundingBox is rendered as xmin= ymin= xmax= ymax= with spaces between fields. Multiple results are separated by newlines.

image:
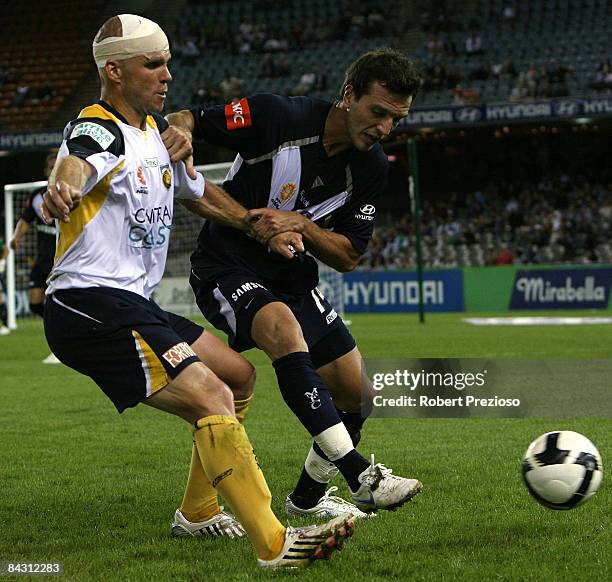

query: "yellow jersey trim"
xmin=132 ymin=330 xmax=168 ymax=395
xmin=54 ymin=161 xmax=124 ymax=261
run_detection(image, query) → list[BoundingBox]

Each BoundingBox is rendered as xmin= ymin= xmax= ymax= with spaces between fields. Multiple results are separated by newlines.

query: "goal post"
xmin=3 ymin=180 xmax=47 ymax=329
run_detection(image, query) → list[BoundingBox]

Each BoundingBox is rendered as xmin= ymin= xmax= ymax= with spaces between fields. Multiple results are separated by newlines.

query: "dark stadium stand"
xmin=1 ymin=1 xmax=610 ymax=270
xmin=0 ymin=2 xmax=108 ymax=131
xmin=165 ymin=0 xmax=612 ymax=111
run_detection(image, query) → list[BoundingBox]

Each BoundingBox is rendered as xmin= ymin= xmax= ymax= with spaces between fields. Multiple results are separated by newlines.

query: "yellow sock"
xmin=194 ymin=415 xmax=286 ymax=560
xmin=179 ymin=442 xmax=220 ymax=523
xmin=234 ymin=394 xmax=253 ymax=424
xmin=179 ymin=396 xmax=253 ymax=523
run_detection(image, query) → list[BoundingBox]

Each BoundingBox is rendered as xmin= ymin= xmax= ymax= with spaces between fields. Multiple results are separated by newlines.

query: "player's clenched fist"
xmin=42 ymin=181 xmax=82 ymax=224
xmin=268 ymin=231 xmax=305 ymax=260
xmin=247 ymin=208 xmax=309 ymax=244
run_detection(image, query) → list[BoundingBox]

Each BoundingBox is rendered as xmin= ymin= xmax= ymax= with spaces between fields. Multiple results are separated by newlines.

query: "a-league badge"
xmin=161 ymin=165 xmax=172 ymax=189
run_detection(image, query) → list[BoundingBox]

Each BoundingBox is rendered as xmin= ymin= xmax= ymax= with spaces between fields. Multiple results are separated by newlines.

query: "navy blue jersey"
xmin=20 ymin=189 xmax=56 ymax=267
xmin=190 ymin=94 xmax=387 ymax=294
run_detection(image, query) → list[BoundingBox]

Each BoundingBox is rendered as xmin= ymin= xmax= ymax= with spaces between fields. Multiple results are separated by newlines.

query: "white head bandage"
xmin=93 ymin=14 xmax=169 ymax=69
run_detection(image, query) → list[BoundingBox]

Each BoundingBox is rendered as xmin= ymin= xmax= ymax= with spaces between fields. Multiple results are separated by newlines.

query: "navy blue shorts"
xmin=190 ymin=268 xmax=355 ymax=368
xmin=44 ymin=287 xmax=204 ymax=412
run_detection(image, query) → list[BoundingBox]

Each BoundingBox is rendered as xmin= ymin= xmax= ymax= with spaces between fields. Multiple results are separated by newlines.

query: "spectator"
xmin=219 ymin=73 xmax=244 ymax=101
xmin=11 ymin=84 xmax=30 ymax=107
xmin=465 ymin=31 xmax=483 ymax=56
xmin=509 ymin=73 xmax=528 ymax=101
xmin=427 ymin=36 xmax=445 ymax=55
xmin=292 ymin=71 xmax=316 ymax=96
xmin=495 ymin=245 xmax=514 ymax=265
xmin=590 ymin=60 xmax=612 ymax=90
xmin=452 ymin=84 xmax=480 ymax=104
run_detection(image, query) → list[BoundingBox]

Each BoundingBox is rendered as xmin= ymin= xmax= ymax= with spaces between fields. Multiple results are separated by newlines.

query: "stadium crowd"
xmin=362 ymin=174 xmax=612 ymax=269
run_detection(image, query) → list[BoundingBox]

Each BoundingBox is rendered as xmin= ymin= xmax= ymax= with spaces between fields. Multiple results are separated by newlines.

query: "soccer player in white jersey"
xmin=41 ymin=14 xmax=354 ymax=569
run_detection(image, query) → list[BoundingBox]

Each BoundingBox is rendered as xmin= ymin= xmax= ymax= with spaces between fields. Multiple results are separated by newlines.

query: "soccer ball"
xmin=521 ymin=431 xmax=603 ymax=510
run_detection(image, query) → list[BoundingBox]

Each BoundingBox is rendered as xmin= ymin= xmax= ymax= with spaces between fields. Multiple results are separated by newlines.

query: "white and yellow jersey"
xmin=47 ymin=101 xmax=203 ymax=299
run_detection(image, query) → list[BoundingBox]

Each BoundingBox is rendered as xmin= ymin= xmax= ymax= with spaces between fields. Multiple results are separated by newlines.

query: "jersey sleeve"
xmin=173 ymin=162 xmax=205 ymax=200
xmin=190 ymin=94 xmax=289 ymax=154
xmin=329 ymin=154 xmax=388 ymax=255
xmin=62 ymin=117 xmax=125 ymax=195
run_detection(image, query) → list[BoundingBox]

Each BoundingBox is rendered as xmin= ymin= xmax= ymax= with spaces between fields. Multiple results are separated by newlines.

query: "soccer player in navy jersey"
xmin=167 ymin=49 xmax=424 ymax=518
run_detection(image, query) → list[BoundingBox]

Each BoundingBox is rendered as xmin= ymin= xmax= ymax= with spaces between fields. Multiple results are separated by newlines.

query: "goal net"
xmin=4 ymin=162 xmax=346 ymax=327
xmin=3 ymin=179 xmax=47 ymax=328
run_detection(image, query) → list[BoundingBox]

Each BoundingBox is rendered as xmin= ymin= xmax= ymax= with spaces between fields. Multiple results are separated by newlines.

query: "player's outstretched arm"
xmin=179 ymin=180 xmax=251 ymax=231
xmin=42 ymin=156 xmax=94 ymax=224
xmin=9 ymin=219 xmax=29 ymax=250
xmin=166 ymin=110 xmax=195 ymax=134
xmin=248 ymin=208 xmax=361 ymax=272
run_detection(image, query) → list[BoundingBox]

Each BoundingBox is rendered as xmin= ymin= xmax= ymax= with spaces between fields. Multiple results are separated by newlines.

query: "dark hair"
xmin=339 ymin=48 xmax=423 ymax=100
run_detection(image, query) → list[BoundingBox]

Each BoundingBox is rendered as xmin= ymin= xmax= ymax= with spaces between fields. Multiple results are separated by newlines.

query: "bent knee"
xmin=241 ymin=364 xmax=256 ymax=399
xmin=186 ymin=370 xmax=235 ymax=420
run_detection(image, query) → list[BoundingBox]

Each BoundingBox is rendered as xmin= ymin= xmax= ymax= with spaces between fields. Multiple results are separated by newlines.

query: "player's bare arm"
xmin=9 ymin=218 xmax=29 ymax=250
xmin=179 ymin=180 xmax=251 ymax=231
xmin=180 ymin=183 xmax=302 ymax=260
xmin=248 ymin=208 xmax=361 ymax=271
xmin=42 ymin=156 xmax=94 ymax=224
xmin=166 ymin=110 xmax=195 ymax=135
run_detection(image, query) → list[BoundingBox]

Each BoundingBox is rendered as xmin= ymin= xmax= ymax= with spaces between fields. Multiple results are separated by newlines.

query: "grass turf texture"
xmin=0 ymin=313 xmax=610 ymax=581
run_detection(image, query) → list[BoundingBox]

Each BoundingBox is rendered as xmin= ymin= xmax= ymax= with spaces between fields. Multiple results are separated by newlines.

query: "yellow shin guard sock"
xmin=234 ymin=394 xmax=253 ymax=424
xmin=194 ymin=415 xmax=286 ymax=560
xmin=179 ymin=442 xmax=220 ymax=523
xmin=180 ymin=395 xmax=253 ymax=523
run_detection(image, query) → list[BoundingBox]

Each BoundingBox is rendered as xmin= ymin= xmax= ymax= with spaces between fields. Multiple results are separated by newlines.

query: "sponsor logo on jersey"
xmin=355 ymin=204 xmax=376 ymax=221
xmin=144 ymin=157 xmax=159 ymax=168
xmin=70 ymin=122 xmax=116 ymax=150
xmin=137 ymin=166 xmax=147 ymax=185
xmin=162 ymin=341 xmax=197 ymax=368
xmin=299 ymin=189 xmax=310 ymax=207
xmin=231 ymin=281 xmax=267 ymax=302
xmin=326 ymin=309 xmax=338 ymax=324
xmin=160 ymin=164 xmax=172 ymax=189
xmin=279 ymin=182 xmax=297 ymax=202
xmin=129 ymin=205 xmax=173 ymax=248
xmin=225 ymin=98 xmax=252 ymax=130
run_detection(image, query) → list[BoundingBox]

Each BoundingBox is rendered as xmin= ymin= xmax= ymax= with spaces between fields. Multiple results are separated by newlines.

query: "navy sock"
xmin=272 ymin=351 xmax=341 ymax=436
xmin=335 ymin=450 xmax=369 ymax=491
xmin=291 ymin=409 xmax=370 ymax=508
xmin=290 ymin=471 xmax=328 ymax=509
xmin=0 ymin=303 xmax=7 ymax=327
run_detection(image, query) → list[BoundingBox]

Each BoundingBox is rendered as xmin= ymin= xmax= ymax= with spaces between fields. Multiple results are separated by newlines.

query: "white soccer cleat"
xmin=42 ymin=353 xmax=61 ymax=364
xmin=0 ymin=326 xmax=10 ymax=336
xmin=350 ymin=454 xmax=423 ymax=512
xmin=285 ymin=486 xmax=371 ymax=520
xmin=171 ymin=507 xmax=246 ymax=538
xmin=258 ymin=515 xmax=355 ymax=570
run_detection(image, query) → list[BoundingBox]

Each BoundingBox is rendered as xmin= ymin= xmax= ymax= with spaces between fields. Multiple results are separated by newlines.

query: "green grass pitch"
xmin=0 ymin=313 xmax=610 ymax=581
